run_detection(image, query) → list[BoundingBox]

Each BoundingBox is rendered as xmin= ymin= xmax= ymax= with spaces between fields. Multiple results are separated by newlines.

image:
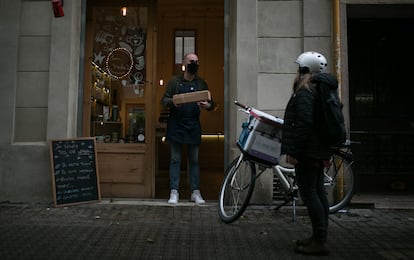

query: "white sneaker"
xmin=191 ymin=190 xmax=205 ymax=205
xmin=168 ymin=189 xmax=179 ymax=204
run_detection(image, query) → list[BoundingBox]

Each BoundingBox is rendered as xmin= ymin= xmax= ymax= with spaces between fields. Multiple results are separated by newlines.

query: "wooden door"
xmin=347 ymin=5 xmax=414 ymax=193
xmin=83 ymin=0 xmax=156 ymax=198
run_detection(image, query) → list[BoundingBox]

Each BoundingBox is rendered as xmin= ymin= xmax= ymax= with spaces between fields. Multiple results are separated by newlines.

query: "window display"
xmin=88 ymin=6 xmax=147 ymax=143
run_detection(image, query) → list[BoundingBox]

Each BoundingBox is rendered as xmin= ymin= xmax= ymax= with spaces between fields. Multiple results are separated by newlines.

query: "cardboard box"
xmin=172 ymin=90 xmax=211 ymax=105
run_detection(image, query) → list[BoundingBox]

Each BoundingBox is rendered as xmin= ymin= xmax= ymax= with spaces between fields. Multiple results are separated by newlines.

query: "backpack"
xmin=316 ymin=79 xmax=347 ymax=147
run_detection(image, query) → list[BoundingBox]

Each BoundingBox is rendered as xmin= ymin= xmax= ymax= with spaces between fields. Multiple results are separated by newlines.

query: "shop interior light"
xmin=121 ymin=7 xmax=127 ymax=17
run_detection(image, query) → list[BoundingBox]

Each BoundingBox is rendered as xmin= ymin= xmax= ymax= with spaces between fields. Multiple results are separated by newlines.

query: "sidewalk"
xmin=0 ymin=198 xmax=413 ymax=260
xmin=351 ymin=193 xmax=414 ymax=210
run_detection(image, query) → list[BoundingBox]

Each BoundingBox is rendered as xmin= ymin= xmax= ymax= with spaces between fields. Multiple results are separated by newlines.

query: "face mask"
xmin=186 ymin=61 xmax=199 ymax=74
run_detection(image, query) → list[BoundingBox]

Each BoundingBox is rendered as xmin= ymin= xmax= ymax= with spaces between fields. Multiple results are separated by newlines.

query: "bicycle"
xmin=218 ymin=101 xmax=355 ymax=224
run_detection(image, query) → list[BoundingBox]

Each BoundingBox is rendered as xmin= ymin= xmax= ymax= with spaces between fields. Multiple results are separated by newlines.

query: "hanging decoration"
xmin=105 ymin=47 xmax=134 ymax=80
xmin=92 ymin=7 xmax=147 ymax=83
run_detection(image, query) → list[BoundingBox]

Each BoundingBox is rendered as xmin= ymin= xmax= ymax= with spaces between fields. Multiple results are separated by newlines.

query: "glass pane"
xmin=174 ymin=30 xmax=196 ymax=64
xmin=175 ymin=37 xmax=183 ymax=64
xmin=127 ymin=105 xmax=145 ymax=143
xmin=89 ymin=6 xmax=147 ymax=144
xmin=183 ymin=36 xmax=195 ymax=56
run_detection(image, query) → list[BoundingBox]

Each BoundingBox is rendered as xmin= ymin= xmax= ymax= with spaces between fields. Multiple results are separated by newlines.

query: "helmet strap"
xmin=299 ymin=66 xmax=310 ymax=75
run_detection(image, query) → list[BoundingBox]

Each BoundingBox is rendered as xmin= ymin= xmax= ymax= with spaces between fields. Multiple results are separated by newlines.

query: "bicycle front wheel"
xmin=218 ymin=155 xmax=256 ymax=223
xmin=325 ymin=153 xmax=355 ymax=213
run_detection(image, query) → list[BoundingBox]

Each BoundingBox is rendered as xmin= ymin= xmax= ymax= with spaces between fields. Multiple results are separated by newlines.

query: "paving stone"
xmin=0 ymin=202 xmax=413 ymax=259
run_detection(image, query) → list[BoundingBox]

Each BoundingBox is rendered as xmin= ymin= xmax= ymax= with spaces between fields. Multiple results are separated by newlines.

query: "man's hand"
xmin=198 ymin=100 xmax=211 ymax=109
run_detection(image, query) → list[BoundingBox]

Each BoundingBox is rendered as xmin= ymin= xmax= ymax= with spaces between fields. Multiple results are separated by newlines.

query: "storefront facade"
xmin=1 ymin=0 xmax=413 ymax=204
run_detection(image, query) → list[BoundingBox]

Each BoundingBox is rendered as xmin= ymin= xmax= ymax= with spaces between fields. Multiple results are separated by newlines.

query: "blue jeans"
xmin=169 ymin=141 xmax=200 ymax=192
xmin=295 ymin=158 xmax=329 ymax=242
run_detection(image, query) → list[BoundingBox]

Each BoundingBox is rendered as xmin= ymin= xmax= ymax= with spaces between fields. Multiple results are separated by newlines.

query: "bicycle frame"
xmin=324 ymin=147 xmax=352 ymax=187
xmin=217 ymin=101 xmax=355 ymax=224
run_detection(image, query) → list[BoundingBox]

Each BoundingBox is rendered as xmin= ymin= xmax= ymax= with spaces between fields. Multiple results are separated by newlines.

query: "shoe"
xmin=295 ymin=240 xmax=330 ymax=256
xmin=295 ymin=237 xmax=313 ymax=246
xmin=191 ymin=190 xmax=205 ymax=204
xmin=168 ymin=189 xmax=179 ymax=204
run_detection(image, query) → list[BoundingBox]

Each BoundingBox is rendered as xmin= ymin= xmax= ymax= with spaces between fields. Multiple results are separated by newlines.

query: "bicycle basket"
xmin=237 ymin=110 xmax=283 ymax=165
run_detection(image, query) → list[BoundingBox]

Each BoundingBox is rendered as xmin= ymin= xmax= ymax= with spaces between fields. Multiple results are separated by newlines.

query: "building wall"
xmin=0 ymin=0 xmax=82 ymax=203
xmin=230 ymin=0 xmax=333 ymax=203
xmin=1 ymin=0 xmax=412 ymax=203
xmin=0 ymin=0 xmax=335 ymax=203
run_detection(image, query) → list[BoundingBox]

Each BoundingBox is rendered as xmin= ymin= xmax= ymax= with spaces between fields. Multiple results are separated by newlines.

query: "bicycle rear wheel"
xmin=218 ymin=154 xmax=256 ymax=223
xmin=325 ymin=153 xmax=355 ymax=213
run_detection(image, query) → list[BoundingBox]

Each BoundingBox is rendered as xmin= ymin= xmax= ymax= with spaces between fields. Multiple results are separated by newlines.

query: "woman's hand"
xmin=286 ymin=155 xmax=298 ymax=165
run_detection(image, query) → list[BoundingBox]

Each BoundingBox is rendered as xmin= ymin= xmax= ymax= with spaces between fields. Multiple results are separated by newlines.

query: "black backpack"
xmin=315 ymin=78 xmax=347 ymax=147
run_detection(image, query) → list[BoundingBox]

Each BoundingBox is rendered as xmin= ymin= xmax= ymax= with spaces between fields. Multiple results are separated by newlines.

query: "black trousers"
xmin=295 ymin=158 xmax=329 ymax=242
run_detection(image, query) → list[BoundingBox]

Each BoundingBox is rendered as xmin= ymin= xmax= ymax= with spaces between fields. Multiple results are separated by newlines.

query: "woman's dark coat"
xmin=281 ymin=73 xmax=337 ymax=160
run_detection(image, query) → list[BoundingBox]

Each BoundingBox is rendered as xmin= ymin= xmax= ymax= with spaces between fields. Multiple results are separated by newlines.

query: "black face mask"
xmin=186 ymin=61 xmax=199 ymax=74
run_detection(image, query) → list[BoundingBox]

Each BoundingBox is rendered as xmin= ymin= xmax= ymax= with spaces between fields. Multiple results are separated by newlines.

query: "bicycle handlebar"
xmin=234 ymin=100 xmax=249 ymax=110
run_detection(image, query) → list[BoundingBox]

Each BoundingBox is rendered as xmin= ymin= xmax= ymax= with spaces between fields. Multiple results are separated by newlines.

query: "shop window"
xmin=86 ymin=6 xmax=147 ymax=143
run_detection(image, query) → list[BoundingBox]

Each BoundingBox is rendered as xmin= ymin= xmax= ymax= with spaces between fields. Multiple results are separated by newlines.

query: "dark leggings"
xmin=295 ymin=158 xmax=329 ymax=242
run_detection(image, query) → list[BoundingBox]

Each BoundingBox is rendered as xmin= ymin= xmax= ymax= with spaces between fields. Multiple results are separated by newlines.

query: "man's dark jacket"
xmin=161 ymin=74 xmax=214 ymax=145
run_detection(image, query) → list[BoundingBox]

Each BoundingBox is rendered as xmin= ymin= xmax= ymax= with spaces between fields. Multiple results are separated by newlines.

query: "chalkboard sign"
xmin=50 ymin=138 xmax=101 ymax=207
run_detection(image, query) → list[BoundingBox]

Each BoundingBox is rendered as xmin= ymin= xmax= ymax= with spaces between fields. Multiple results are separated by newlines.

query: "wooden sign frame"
xmin=49 ymin=137 xmax=101 ymax=207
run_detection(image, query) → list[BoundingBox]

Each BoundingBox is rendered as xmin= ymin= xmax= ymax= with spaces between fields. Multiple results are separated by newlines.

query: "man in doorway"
xmin=161 ymin=53 xmax=215 ymax=204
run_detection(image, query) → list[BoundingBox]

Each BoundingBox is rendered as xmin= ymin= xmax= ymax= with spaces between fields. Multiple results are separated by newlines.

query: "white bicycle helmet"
xmin=295 ymin=51 xmax=328 ymax=73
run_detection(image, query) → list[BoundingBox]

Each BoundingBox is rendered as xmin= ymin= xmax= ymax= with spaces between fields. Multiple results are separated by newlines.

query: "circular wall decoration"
xmin=105 ymin=47 xmax=134 ymax=80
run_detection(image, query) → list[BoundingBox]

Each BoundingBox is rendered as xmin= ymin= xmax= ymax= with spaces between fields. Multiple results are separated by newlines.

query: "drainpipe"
xmin=332 ymin=0 xmax=345 ymax=198
xmin=332 ymin=0 xmax=341 ymax=95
